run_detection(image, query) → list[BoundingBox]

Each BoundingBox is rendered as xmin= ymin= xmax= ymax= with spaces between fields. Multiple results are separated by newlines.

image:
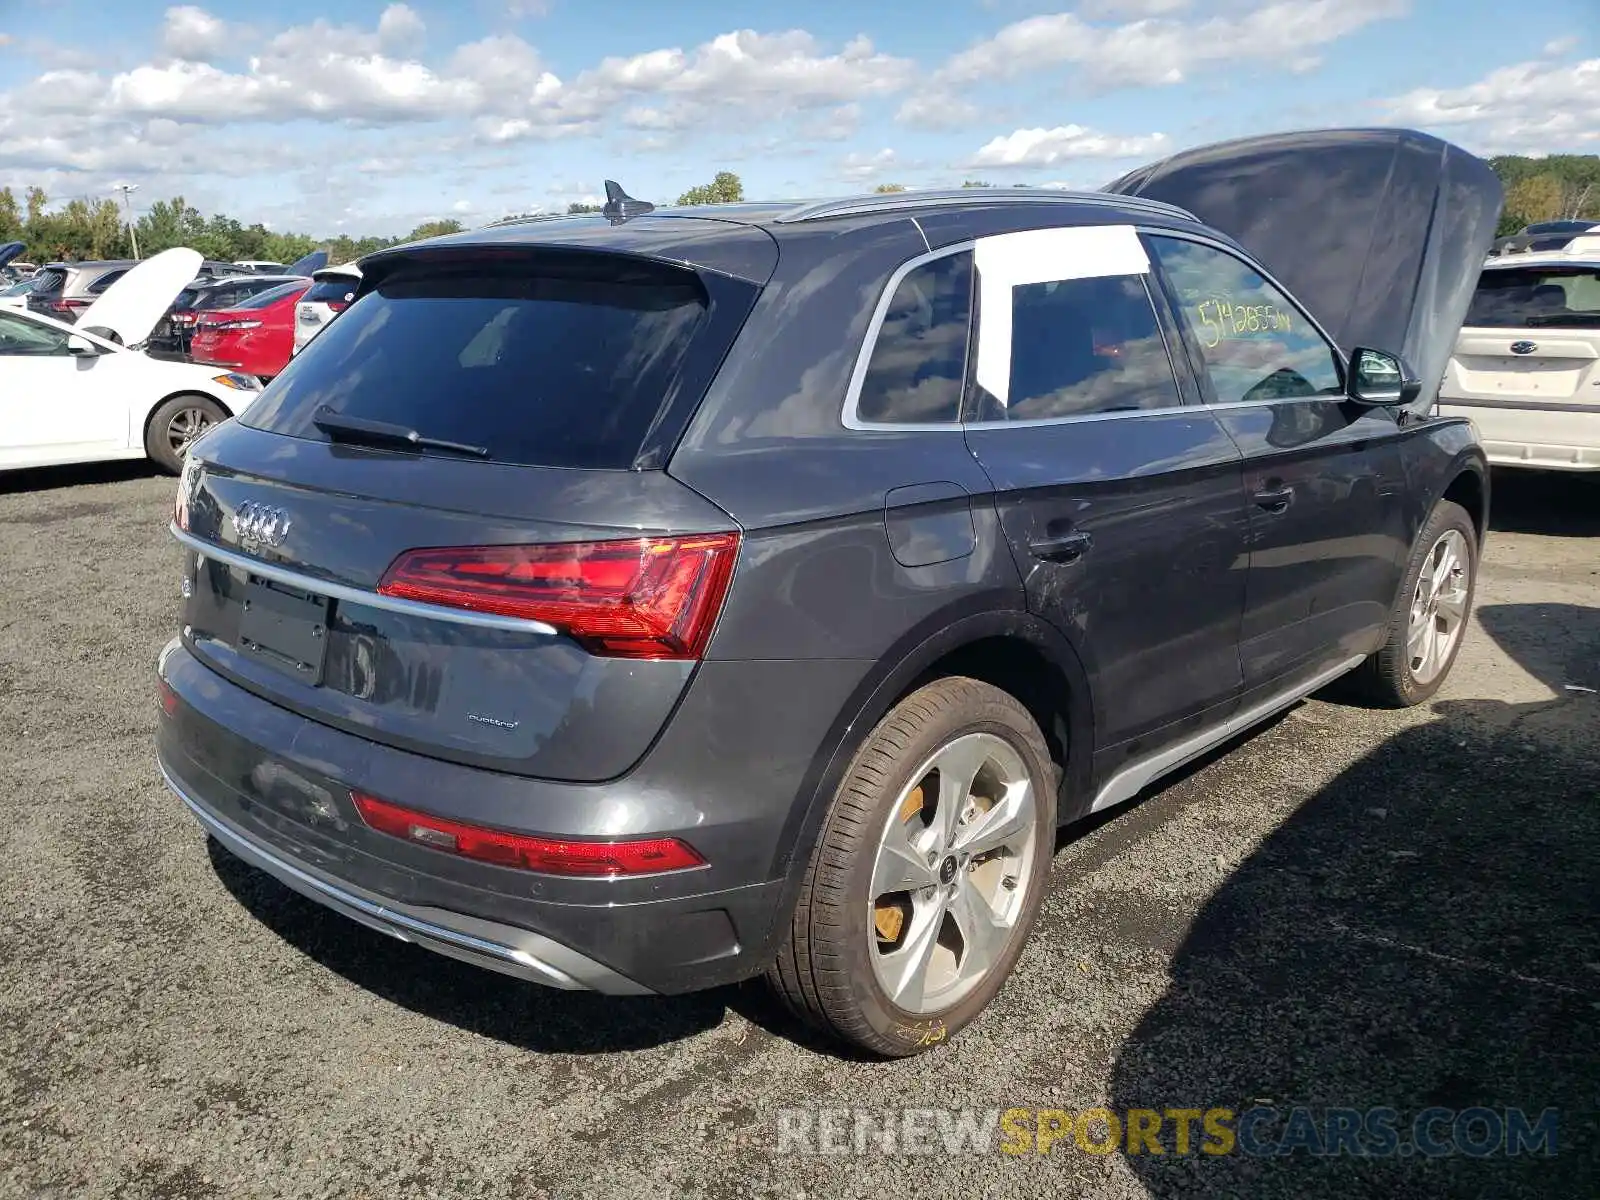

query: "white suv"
xmin=292 ymin=264 xmax=362 ymax=356
xmin=1439 ymin=235 xmax=1600 ymax=471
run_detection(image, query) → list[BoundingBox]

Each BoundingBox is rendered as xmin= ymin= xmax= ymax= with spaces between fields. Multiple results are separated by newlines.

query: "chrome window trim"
xmin=169 ymin=523 xmax=561 ymax=637
xmin=840 ymin=224 xmax=1356 ymax=437
xmin=842 ymin=241 xmax=976 ymax=432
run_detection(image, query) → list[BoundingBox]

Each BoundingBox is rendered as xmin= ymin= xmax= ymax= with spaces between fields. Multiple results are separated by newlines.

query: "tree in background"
xmin=960 ymin=180 xmax=993 ymax=188
xmin=1490 ymin=155 xmax=1600 ymax=235
xmin=567 ymin=202 xmax=603 ymax=213
xmin=873 ymin=183 xmax=907 ymax=193
xmin=676 ymin=172 xmax=744 ymax=206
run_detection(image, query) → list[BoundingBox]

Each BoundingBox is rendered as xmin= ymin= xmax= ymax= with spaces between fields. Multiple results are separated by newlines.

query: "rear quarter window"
xmin=243 ymin=254 xmax=712 ymax=470
xmin=853 ymin=251 xmax=973 ymax=425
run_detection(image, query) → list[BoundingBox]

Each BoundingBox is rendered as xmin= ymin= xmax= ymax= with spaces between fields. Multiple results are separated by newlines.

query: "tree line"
xmin=0 ymin=186 xmax=466 ymax=266
xmin=5 ymin=156 xmax=1596 ymax=267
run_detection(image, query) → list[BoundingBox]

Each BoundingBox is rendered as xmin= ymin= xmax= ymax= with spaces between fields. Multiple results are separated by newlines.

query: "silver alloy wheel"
xmin=868 ymin=732 xmax=1038 ymax=1015
xmin=1406 ymin=528 xmax=1470 ymax=686
xmin=166 ymin=406 xmax=214 ymax=457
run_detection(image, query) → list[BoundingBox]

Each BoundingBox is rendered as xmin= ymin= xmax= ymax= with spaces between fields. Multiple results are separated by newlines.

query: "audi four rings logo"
xmin=1510 ymin=341 xmax=1537 ymax=355
xmin=232 ymin=501 xmax=291 ymax=547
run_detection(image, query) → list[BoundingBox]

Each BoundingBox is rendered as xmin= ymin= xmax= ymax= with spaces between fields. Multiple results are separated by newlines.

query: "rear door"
xmin=959 ymin=225 xmax=1249 ymax=764
xmin=1439 ymin=262 xmax=1600 ymax=469
xmin=1145 ymin=233 xmax=1411 ymax=698
xmin=178 ymin=241 xmax=768 ymax=782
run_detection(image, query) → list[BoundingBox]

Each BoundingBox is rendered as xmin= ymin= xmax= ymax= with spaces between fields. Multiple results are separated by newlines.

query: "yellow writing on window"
xmin=1192 ymin=296 xmax=1291 ymax=347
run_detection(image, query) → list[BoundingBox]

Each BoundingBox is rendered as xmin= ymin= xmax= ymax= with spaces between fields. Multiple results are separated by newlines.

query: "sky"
xmin=0 ymin=0 xmax=1594 ymax=237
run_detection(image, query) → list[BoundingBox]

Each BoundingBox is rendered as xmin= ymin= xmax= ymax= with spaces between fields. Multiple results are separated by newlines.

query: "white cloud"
xmin=800 ymin=103 xmax=862 ymax=141
xmin=1077 ymin=0 xmax=1191 ymax=16
xmin=1381 ymin=57 xmax=1600 ymax=153
xmin=896 ymin=94 xmax=981 ymax=131
xmin=939 ymin=0 xmax=1406 ymax=89
xmin=1543 ymin=36 xmax=1579 ymax=57
xmin=376 ymin=4 xmax=427 ymax=56
xmin=840 ymin=148 xmax=897 ymax=181
xmin=162 ymin=6 xmax=231 ymax=62
xmin=970 ymin=125 xmax=1169 ymax=168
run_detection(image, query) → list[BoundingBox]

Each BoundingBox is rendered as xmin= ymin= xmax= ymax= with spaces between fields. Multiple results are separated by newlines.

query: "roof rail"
xmin=774 ymin=188 xmax=1199 ymax=225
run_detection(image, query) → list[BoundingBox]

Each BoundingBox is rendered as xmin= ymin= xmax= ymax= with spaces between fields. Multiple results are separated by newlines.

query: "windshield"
xmin=234 ymin=281 xmax=307 ymax=309
xmin=2 ymin=278 xmax=34 ymax=297
xmin=1466 ymin=265 xmax=1600 ymax=328
xmin=243 ymin=254 xmax=711 ymax=469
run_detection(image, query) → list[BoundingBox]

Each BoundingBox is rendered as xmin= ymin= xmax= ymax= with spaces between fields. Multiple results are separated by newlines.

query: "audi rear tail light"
xmin=377 ymin=532 xmax=740 ymax=660
xmin=351 ymin=792 xmax=706 ymax=877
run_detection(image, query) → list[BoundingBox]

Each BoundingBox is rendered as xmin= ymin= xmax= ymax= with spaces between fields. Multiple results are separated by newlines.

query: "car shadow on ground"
xmin=0 ymin=458 xmax=161 ymax=495
xmin=1486 ymin=467 xmax=1600 ymax=537
xmin=1107 ymin=600 xmax=1600 ymax=1197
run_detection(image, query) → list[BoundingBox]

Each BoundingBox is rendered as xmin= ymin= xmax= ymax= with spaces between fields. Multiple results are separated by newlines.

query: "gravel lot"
xmin=1 ymin=462 xmax=1595 ymax=1199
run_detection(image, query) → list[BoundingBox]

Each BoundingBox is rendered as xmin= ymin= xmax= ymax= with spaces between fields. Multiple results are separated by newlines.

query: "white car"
xmin=1439 ymin=235 xmax=1600 ymax=471
xmin=0 ymin=247 xmax=262 ymax=474
xmin=292 ymin=263 xmax=362 ymax=355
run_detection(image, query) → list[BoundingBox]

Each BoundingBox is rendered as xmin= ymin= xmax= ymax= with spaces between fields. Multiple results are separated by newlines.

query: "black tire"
xmin=1344 ymin=498 xmax=1478 ymax=708
xmin=145 ymin=393 xmax=226 ymax=475
xmin=767 ymin=676 xmax=1058 ymax=1057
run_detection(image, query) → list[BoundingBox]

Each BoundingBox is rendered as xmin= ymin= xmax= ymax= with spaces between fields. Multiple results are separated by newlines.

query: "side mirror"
xmin=66 ymin=334 xmax=102 ymax=357
xmin=1348 ymin=347 xmax=1421 ymax=407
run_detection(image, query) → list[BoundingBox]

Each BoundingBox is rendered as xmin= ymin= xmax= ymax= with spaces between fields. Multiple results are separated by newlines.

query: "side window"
xmin=855 ymin=250 xmax=972 ymax=425
xmin=979 ymin=273 xmax=1180 ymax=421
xmin=88 ymin=269 xmax=127 ymax=294
xmin=0 ymin=311 xmax=72 ymax=356
xmin=1148 ymin=236 xmax=1342 ymax=405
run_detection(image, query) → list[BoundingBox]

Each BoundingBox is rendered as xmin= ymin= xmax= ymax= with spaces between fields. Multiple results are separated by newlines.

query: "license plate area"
xmin=237 ymin=576 xmax=330 ymax=685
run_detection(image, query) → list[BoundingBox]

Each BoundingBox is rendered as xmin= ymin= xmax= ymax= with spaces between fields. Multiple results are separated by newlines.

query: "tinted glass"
xmin=30 ymin=268 xmax=66 ymax=296
xmin=235 ymin=281 xmax=307 ymax=309
xmin=0 ymin=311 xmax=70 ymax=355
xmin=244 ymin=258 xmax=709 ymax=469
xmin=1150 ymin=236 xmax=1343 ymax=404
xmin=305 ymin=276 xmax=359 ymax=305
xmin=855 ymin=251 xmax=972 ymax=425
xmin=980 ymin=273 xmax=1179 ymax=421
xmin=87 ymin=269 xmax=127 ymax=294
xmin=1465 ymin=266 xmax=1600 ymax=328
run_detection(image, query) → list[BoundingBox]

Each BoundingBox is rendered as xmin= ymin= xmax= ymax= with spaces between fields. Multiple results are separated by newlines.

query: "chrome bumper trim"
xmin=159 ymin=759 xmax=653 ymax=995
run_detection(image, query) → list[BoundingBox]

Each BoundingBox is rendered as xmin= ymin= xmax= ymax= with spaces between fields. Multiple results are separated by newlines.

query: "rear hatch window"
xmin=245 ymin=252 xmax=712 ymax=470
xmin=303 ymin=276 xmax=360 ymax=306
xmin=30 ymin=268 xmax=66 ymax=296
xmin=1466 ymin=266 xmax=1600 ymax=329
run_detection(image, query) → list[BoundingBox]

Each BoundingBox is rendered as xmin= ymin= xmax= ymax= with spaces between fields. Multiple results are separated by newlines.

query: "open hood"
xmin=75 ymin=247 xmax=202 ymax=346
xmin=1105 ymin=129 xmax=1504 ymax=415
xmin=0 ymin=241 xmax=24 ymax=271
xmin=285 ymin=249 xmax=329 ymax=276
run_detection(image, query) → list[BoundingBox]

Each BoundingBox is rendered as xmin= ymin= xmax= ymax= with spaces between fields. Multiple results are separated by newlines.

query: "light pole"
xmin=116 ymin=183 xmax=140 ymax=260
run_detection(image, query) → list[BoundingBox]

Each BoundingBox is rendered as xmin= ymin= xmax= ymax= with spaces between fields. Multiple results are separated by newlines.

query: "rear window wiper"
xmin=311 ymin=407 xmax=489 ymax=458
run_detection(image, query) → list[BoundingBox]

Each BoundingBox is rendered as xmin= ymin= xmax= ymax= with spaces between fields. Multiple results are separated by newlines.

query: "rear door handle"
xmin=1253 ymin=485 xmax=1295 ymax=514
xmin=1028 ymin=530 xmax=1093 ymax=563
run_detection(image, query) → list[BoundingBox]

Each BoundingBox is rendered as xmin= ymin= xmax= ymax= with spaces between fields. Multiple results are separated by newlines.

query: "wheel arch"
xmin=140 ymin=388 xmax=230 ymax=455
xmin=763 ymin=607 xmax=1097 ymax=926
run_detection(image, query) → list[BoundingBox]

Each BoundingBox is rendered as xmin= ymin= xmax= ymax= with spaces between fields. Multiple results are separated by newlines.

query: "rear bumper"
xmin=157 ymin=638 xmax=870 ymax=994
xmin=1438 ymin=400 xmax=1600 ymax=470
xmin=160 ymin=757 xmax=646 ymax=992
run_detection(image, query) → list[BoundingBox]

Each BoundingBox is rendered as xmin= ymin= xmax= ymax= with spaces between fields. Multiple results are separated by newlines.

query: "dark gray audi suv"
xmin=156 ymin=129 xmax=1502 ymax=1055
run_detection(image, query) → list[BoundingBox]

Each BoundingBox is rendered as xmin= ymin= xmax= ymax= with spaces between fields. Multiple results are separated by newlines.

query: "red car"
xmin=189 ymin=280 xmax=309 ymax=381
